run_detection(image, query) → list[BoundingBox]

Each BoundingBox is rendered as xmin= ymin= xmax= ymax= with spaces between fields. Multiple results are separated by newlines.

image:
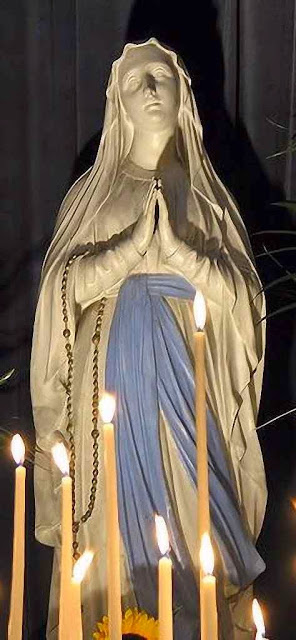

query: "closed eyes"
xmin=153 ymin=66 xmax=173 ymax=78
xmin=128 ymin=75 xmax=140 ymax=85
xmin=123 ymin=65 xmax=174 ymax=91
xmin=123 ymin=74 xmax=141 ymax=91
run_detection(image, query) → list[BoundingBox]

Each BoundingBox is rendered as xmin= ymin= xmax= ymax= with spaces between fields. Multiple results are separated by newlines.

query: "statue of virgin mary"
xmin=31 ymin=38 xmax=267 ymax=639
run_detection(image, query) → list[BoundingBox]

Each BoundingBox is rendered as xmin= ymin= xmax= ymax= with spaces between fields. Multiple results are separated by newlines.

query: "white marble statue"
xmin=31 ymin=38 xmax=267 ymax=639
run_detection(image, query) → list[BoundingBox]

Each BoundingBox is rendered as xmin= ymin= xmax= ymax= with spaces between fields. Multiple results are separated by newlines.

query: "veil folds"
xmin=32 ymin=38 xmax=267 ymax=548
xmin=41 ymin=37 xmax=255 ymax=281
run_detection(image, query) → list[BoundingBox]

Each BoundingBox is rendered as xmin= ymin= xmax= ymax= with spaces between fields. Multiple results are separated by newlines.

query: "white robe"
xmin=31 ymin=161 xmax=266 ymax=639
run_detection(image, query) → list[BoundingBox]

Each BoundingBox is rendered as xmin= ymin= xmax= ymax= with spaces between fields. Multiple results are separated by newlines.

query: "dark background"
xmin=1 ymin=1 xmax=296 ymax=638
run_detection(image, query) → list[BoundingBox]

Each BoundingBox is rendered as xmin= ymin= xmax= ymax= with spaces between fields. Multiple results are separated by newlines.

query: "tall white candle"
xmin=199 ymin=533 xmax=218 ymax=640
xmin=193 ymin=290 xmax=209 ymax=542
xmin=155 ymin=515 xmax=173 ymax=640
xmin=70 ymin=550 xmax=94 ymax=640
xmin=99 ymin=393 xmax=121 ymax=640
xmin=52 ymin=442 xmax=73 ymax=640
xmin=8 ymin=434 xmax=26 ymax=640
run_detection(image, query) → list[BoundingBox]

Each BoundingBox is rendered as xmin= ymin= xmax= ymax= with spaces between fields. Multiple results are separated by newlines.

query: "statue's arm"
xmin=71 ymin=240 xmax=142 ymax=305
xmin=157 ymin=190 xmax=263 ymax=308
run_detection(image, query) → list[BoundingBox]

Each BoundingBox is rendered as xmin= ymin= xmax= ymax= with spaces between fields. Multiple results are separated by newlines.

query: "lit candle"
xmin=199 ymin=533 xmax=218 ymax=640
xmin=99 ymin=393 xmax=121 ymax=640
xmin=155 ymin=515 xmax=173 ymax=640
xmin=71 ymin=550 xmax=94 ymax=640
xmin=52 ymin=442 xmax=73 ymax=639
xmin=193 ymin=290 xmax=210 ymax=542
xmin=8 ymin=434 xmax=26 ymax=640
xmin=252 ymin=598 xmax=267 ymax=640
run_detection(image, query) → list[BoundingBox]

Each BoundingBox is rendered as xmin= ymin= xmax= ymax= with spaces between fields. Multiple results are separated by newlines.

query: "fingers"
xmin=144 ymin=187 xmax=158 ymax=216
xmin=144 ymin=181 xmax=169 ymax=225
xmin=156 ymin=189 xmax=169 ymax=220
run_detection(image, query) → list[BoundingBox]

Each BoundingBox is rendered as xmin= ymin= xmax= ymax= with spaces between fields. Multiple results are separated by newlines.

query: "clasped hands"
xmin=132 ymin=179 xmax=180 ymax=259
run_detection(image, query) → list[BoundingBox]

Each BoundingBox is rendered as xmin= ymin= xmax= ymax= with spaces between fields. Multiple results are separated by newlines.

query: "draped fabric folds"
xmin=106 ymin=274 xmax=264 ymax=633
xmin=30 ymin=39 xmax=267 ymax=638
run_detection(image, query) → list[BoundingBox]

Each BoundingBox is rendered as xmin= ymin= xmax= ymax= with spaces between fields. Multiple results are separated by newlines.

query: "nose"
xmin=143 ymin=73 xmax=157 ymax=96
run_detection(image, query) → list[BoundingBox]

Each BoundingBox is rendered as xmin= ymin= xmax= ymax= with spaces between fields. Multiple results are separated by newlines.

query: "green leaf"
xmin=256 ymin=247 xmax=296 ymax=258
xmin=267 ymin=149 xmax=290 ymax=159
xmin=256 ymin=406 xmax=296 ymax=431
xmin=253 ymin=229 xmax=296 ymax=237
xmin=266 ymin=116 xmax=288 ymax=132
xmin=0 ymin=369 xmax=15 ymax=386
xmin=272 ymin=201 xmax=296 ymax=213
xmin=255 ymin=273 xmax=296 ymax=298
xmin=267 ymin=146 xmax=296 ymax=159
xmin=258 ymin=301 xmax=296 ymax=323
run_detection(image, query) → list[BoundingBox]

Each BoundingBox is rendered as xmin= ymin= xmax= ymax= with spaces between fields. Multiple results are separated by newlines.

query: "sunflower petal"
xmin=94 ymin=609 xmax=159 ymax=640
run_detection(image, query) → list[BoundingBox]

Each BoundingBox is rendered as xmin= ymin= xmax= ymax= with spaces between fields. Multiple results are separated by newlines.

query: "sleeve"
xmin=165 ymin=237 xmax=267 ymax=538
xmin=31 ymin=235 xmax=144 ymax=546
xmin=165 ymin=236 xmax=265 ymax=412
xmin=166 ymin=240 xmax=236 ymax=309
xmin=70 ymin=237 xmax=143 ymax=310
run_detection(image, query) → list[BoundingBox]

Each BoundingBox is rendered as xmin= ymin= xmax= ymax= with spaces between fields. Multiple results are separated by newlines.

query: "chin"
xmin=143 ymin=116 xmax=174 ymax=132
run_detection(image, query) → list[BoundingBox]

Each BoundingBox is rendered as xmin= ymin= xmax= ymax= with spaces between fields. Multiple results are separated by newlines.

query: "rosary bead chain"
xmin=61 ymin=251 xmax=106 ymax=558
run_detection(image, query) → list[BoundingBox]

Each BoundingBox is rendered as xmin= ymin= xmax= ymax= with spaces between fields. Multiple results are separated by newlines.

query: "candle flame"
xmin=291 ymin=497 xmax=296 ymax=511
xmin=99 ymin=392 xmax=116 ymax=423
xmin=11 ymin=434 xmax=25 ymax=465
xmin=200 ymin=533 xmax=214 ymax=575
xmin=252 ymin=598 xmax=265 ymax=637
xmin=155 ymin=515 xmax=170 ymax=555
xmin=52 ymin=442 xmax=69 ymax=475
xmin=72 ymin=550 xmax=94 ymax=583
xmin=193 ymin=290 xmax=206 ymax=330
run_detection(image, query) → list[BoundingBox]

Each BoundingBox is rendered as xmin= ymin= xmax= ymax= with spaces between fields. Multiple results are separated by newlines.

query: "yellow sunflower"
xmin=93 ymin=608 xmax=159 ymax=639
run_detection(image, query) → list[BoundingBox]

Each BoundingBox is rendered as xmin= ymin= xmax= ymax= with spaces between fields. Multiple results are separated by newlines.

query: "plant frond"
xmin=256 ymin=407 xmax=296 ymax=430
xmin=253 ymin=273 xmax=296 ymax=300
xmin=256 ymin=247 xmax=296 ymax=258
xmin=258 ymin=301 xmax=296 ymax=323
xmin=266 ymin=116 xmax=288 ymax=131
xmin=253 ymin=230 xmax=296 ymax=237
xmin=0 ymin=369 xmax=15 ymax=386
xmin=272 ymin=201 xmax=296 ymax=213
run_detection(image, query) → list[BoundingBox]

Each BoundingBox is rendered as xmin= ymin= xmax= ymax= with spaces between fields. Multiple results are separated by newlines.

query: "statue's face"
xmin=119 ymin=45 xmax=179 ymax=133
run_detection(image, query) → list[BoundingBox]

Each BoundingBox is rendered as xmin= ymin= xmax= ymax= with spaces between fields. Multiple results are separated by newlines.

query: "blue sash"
xmin=106 ymin=274 xmax=264 ymax=634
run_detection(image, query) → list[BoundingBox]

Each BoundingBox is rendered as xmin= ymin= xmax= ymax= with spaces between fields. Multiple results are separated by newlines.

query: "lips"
xmin=144 ymin=101 xmax=162 ymax=110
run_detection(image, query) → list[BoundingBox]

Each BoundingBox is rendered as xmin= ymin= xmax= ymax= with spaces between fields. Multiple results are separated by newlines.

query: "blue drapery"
xmin=106 ymin=274 xmax=264 ymax=634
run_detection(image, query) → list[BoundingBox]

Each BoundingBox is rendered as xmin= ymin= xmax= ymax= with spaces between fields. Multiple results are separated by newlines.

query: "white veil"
xmin=42 ymin=38 xmax=255 ymax=279
xmin=31 ymin=38 xmax=266 ymax=548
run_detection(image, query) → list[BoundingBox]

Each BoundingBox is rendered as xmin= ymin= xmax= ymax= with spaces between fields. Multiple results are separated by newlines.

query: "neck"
xmin=128 ymin=127 xmax=177 ymax=170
